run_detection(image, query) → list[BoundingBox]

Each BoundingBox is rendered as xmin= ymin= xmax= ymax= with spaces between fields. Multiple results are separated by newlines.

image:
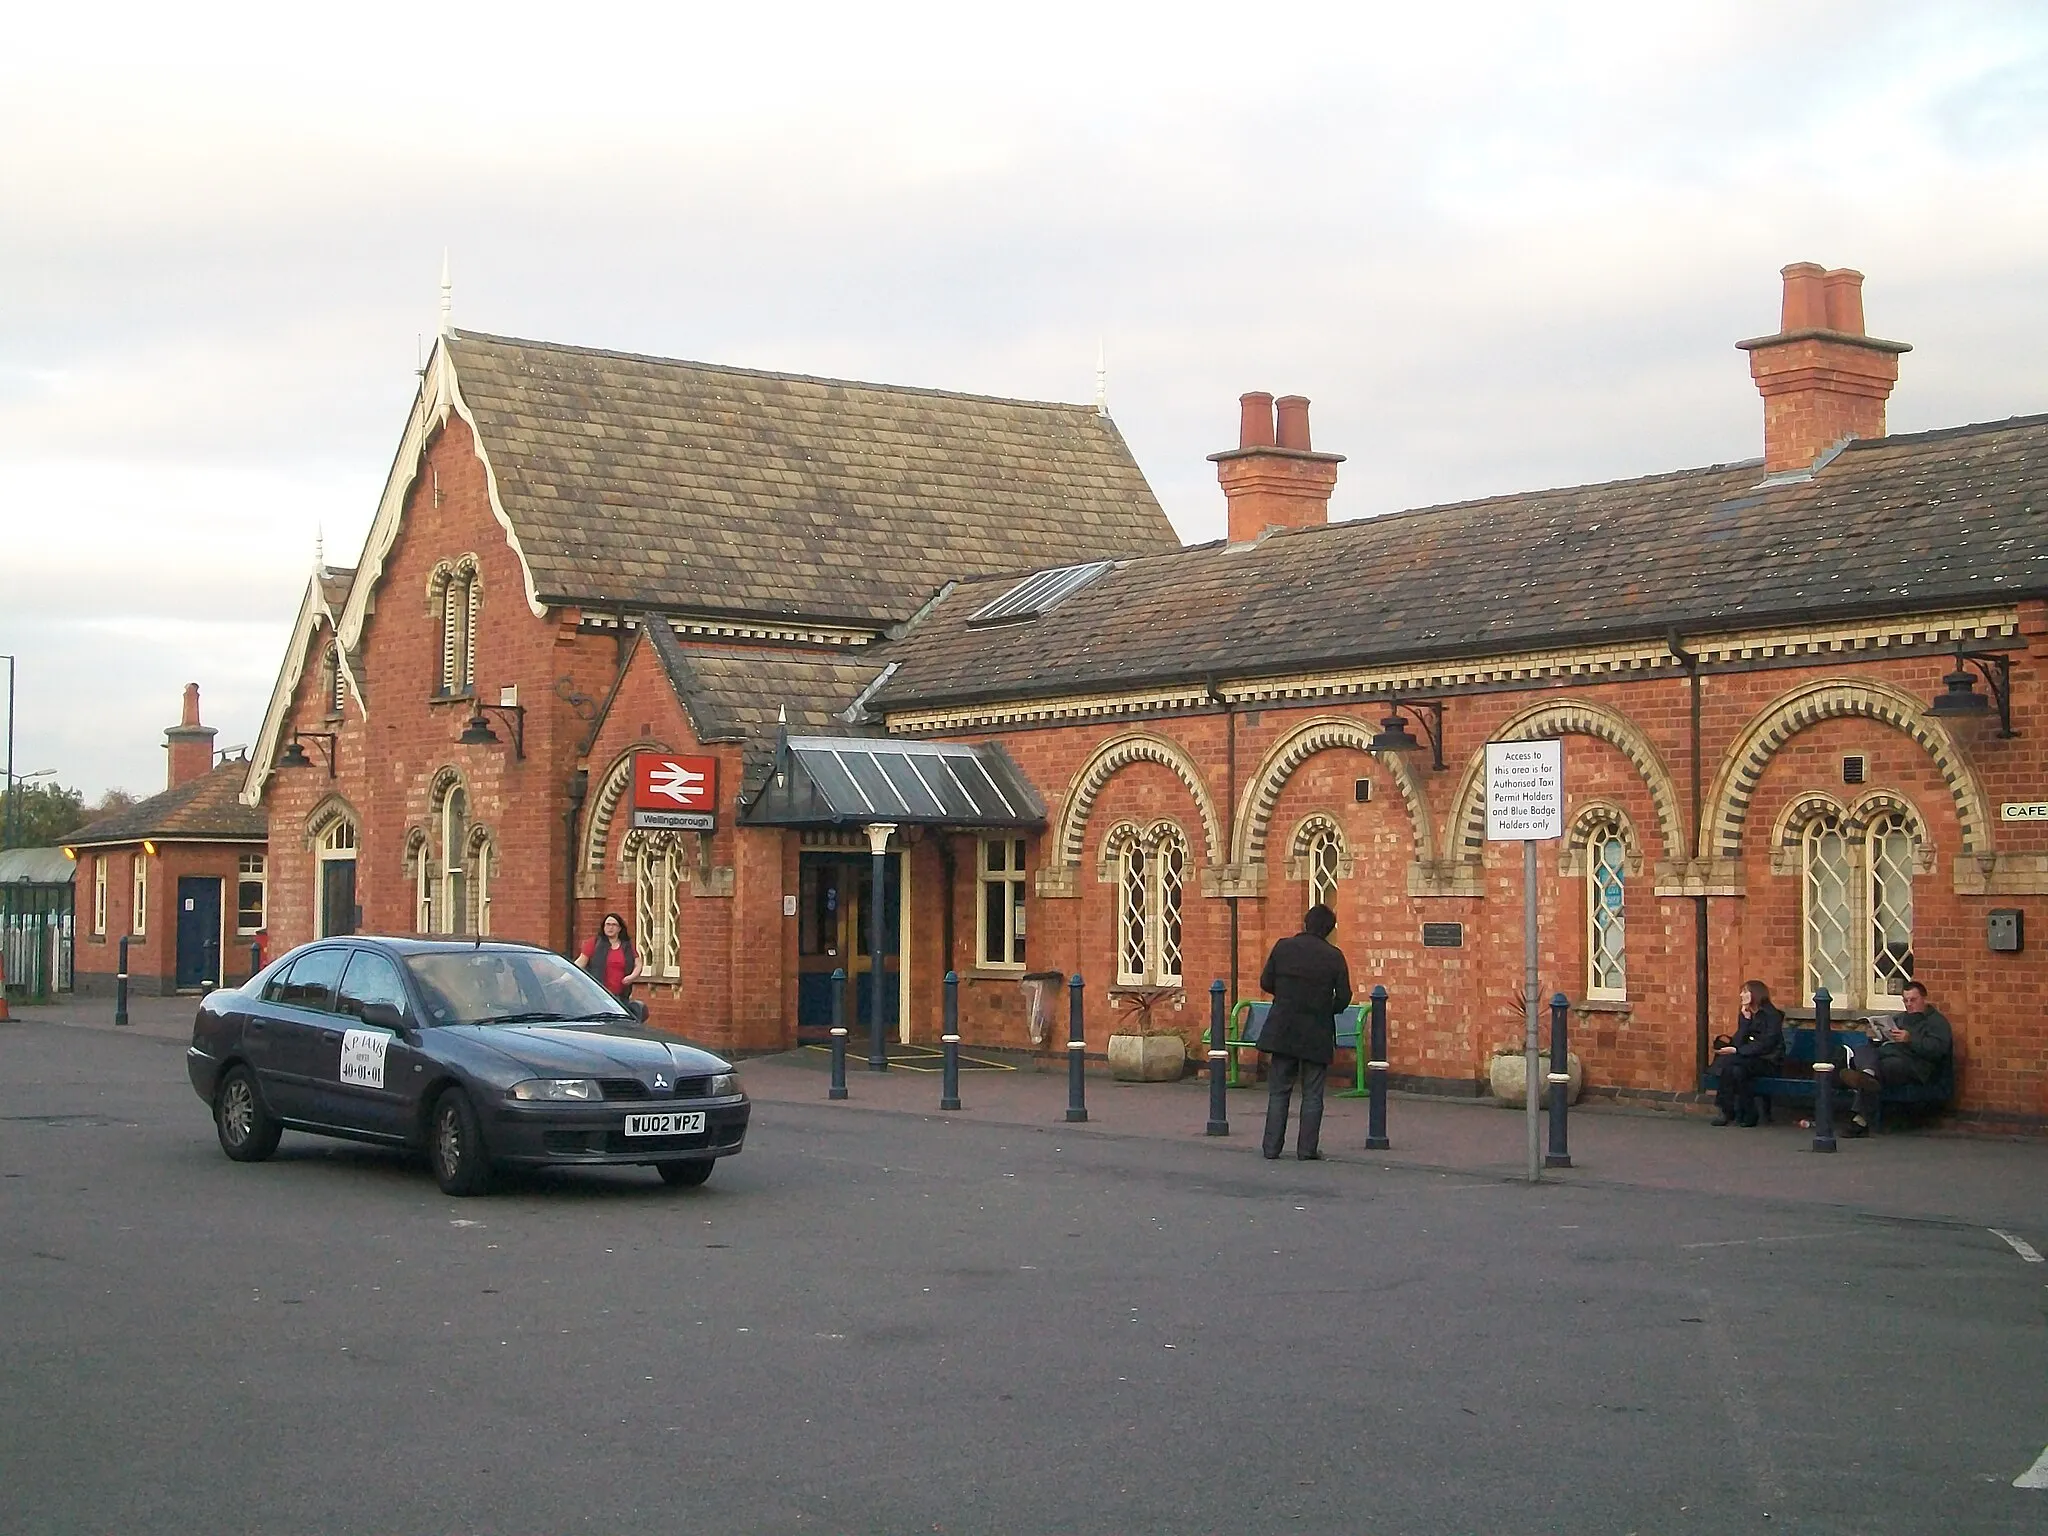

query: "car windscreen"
xmin=403 ymin=949 xmax=632 ymax=1027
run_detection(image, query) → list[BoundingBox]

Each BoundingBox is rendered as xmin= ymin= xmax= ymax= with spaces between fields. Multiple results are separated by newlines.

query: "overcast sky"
xmin=2 ymin=0 xmax=2044 ymax=804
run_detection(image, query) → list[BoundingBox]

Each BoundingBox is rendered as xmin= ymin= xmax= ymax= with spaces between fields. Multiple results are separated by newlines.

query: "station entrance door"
xmin=795 ymin=851 xmax=901 ymax=1041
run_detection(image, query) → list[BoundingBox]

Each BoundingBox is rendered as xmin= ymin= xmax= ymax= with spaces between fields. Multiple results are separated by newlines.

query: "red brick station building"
xmin=244 ymin=263 xmax=2048 ymax=1125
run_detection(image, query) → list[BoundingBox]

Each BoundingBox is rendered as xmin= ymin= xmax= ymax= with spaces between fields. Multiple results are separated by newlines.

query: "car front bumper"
xmin=479 ymin=1096 xmax=750 ymax=1167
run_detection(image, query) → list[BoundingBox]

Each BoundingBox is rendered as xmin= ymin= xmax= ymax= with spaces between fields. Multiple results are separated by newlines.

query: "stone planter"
xmin=1108 ymin=1033 xmax=1188 ymax=1082
xmin=1487 ymin=1049 xmax=1584 ymax=1107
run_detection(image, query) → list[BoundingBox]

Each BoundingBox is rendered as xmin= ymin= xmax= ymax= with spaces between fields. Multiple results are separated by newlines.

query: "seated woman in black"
xmin=1713 ymin=979 xmax=1785 ymax=1127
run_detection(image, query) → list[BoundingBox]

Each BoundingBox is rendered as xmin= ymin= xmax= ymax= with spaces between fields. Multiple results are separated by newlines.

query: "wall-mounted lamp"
xmin=457 ymin=700 xmax=526 ymax=758
xmin=276 ymin=729 xmax=337 ymax=778
xmin=1927 ymin=650 xmax=2017 ymax=738
xmin=1368 ymin=699 xmax=1447 ymax=771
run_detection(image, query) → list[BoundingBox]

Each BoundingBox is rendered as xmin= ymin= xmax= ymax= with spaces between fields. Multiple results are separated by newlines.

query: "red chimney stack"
xmin=1738 ymin=262 xmax=1911 ymax=474
xmin=164 ymin=683 xmax=216 ymax=790
xmin=1210 ymin=392 xmax=1344 ymax=543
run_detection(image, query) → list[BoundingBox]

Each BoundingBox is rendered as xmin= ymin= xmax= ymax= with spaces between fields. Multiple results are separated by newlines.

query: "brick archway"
xmin=1702 ymin=679 xmax=1990 ymax=858
xmin=579 ymin=744 xmax=677 ymax=898
xmin=1231 ymin=715 xmax=1433 ymax=869
xmin=1442 ymin=699 xmax=1685 ymax=866
xmin=1052 ymin=731 xmax=1222 ymax=872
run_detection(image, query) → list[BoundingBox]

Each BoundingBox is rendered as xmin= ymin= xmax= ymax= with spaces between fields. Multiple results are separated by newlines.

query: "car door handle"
xmin=321 ymin=1030 xmax=343 ymax=1043
xmin=248 ymin=1022 xmax=266 ymax=1034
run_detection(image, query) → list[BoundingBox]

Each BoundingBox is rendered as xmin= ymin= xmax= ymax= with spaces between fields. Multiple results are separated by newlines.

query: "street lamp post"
xmin=3 ymin=654 xmax=14 ymax=849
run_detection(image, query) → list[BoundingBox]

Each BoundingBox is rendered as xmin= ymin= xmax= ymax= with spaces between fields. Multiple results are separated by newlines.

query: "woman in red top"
xmin=576 ymin=912 xmax=646 ymax=1002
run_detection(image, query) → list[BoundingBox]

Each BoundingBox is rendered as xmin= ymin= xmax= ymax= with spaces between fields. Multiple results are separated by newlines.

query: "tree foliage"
xmin=2 ymin=781 xmax=90 ymax=849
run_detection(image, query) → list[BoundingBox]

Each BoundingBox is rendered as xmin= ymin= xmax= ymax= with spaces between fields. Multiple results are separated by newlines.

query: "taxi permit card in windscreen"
xmin=341 ymin=1029 xmax=390 ymax=1088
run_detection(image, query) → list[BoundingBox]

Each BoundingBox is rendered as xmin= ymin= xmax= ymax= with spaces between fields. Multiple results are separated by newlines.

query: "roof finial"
xmin=777 ymin=704 xmax=788 ymax=724
xmin=315 ymin=525 xmax=326 ymax=576
xmin=438 ymin=250 xmax=453 ymax=339
xmin=1094 ymin=338 xmax=1108 ymax=417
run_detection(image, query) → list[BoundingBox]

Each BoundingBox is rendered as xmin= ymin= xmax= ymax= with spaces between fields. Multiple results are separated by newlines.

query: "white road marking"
xmin=2015 ymin=1443 xmax=2048 ymax=1489
xmin=1990 ymin=1228 xmax=2044 ymax=1263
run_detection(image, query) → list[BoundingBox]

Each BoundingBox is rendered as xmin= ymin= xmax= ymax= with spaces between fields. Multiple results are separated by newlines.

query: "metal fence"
xmin=2 ymin=883 xmax=74 ymax=999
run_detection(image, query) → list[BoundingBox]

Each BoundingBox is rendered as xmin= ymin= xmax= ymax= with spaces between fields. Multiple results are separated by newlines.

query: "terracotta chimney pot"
xmin=1779 ymin=261 xmax=1828 ymax=331
xmin=1274 ymin=395 xmax=1312 ymax=451
xmin=1237 ymin=392 xmax=1276 ymax=449
xmin=1821 ymin=268 xmax=1866 ymax=335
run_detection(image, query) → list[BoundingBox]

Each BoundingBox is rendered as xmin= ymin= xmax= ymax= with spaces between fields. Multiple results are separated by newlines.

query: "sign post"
xmin=1485 ymin=740 xmax=1564 ymax=1184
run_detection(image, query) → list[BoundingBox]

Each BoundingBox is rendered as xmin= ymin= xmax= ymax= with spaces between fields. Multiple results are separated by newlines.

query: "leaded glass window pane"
xmin=1308 ymin=828 xmax=1341 ymax=910
xmin=1156 ymin=832 xmax=1185 ymax=982
xmin=1588 ymin=827 xmax=1626 ymax=998
xmin=1119 ymin=841 xmax=1148 ymax=982
xmin=1803 ymin=818 xmax=1853 ymax=1003
xmin=1868 ymin=815 xmax=1916 ymax=1003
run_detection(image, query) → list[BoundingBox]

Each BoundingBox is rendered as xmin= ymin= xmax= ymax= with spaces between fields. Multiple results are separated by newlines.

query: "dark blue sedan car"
xmin=187 ymin=937 xmax=749 ymax=1195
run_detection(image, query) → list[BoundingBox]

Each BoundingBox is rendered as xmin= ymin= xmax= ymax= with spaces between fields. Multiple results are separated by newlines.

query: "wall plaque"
xmin=1422 ymin=922 xmax=1464 ymax=949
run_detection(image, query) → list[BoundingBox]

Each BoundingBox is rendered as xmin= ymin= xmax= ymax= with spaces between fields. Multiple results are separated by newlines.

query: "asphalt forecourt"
xmin=3 ymin=1018 xmax=2046 ymax=1534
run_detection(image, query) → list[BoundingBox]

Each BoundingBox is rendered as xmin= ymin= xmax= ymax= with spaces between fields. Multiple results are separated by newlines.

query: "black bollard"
xmin=114 ymin=934 xmax=131 ymax=1027
xmin=1066 ymin=973 xmax=1088 ymax=1123
xmin=940 ymin=970 xmax=962 ymax=1111
xmin=1206 ymin=979 xmax=1229 ymax=1136
xmin=1545 ymin=992 xmax=1572 ymax=1168
xmin=1366 ymin=984 xmax=1391 ymax=1150
xmin=248 ymin=940 xmax=262 ymax=982
xmin=1810 ymin=987 xmax=1837 ymax=1152
xmin=828 ymin=966 xmax=849 ymax=1101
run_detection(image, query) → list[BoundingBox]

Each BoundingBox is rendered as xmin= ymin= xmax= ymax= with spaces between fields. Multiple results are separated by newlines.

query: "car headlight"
xmin=709 ymin=1071 xmax=742 ymax=1098
xmin=510 ymin=1078 xmax=603 ymax=1102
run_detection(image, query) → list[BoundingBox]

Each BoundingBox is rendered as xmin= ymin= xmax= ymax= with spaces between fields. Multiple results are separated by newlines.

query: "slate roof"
xmin=448 ymin=332 xmax=1178 ymax=626
xmin=869 ymin=414 xmax=2048 ymax=710
xmin=67 ymin=760 xmax=268 ymax=848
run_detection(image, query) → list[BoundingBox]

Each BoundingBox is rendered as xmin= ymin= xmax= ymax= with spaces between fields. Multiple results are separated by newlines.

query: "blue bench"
xmin=1224 ymin=1000 xmax=1368 ymax=1095
xmin=1703 ymin=1025 xmax=1955 ymax=1129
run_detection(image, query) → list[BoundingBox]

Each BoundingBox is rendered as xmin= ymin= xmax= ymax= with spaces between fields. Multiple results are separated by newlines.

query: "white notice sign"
xmin=340 ymin=1029 xmax=389 ymax=1088
xmin=2002 ymin=802 xmax=2048 ymax=822
xmin=1485 ymin=740 xmax=1565 ymax=841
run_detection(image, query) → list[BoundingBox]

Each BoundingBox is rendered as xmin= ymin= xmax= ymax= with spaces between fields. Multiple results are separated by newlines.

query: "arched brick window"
xmin=467 ymin=826 xmax=496 ymax=938
xmin=623 ymin=830 xmax=683 ymax=981
xmin=405 ymin=829 xmax=435 ymax=934
xmin=1585 ymin=821 xmax=1627 ymax=1001
xmin=1802 ymin=816 xmax=1855 ymax=1005
xmin=1108 ymin=820 xmax=1187 ymax=986
xmin=429 ymin=557 xmax=481 ymax=697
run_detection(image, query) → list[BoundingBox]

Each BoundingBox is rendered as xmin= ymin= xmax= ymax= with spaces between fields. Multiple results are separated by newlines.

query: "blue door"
xmin=175 ymin=877 xmax=223 ymax=990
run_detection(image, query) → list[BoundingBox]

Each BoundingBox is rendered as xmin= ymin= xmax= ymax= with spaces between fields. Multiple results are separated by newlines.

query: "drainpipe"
xmin=564 ymin=768 xmax=589 ymax=958
xmin=1667 ymin=631 xmax=1709 ymax=1088
xmin=1206 ymin=675 xmax=1240 ymax=1006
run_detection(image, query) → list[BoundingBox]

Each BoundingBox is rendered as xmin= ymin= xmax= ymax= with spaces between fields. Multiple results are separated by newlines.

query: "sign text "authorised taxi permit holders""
xmin=1485 ymin=740 xmax=1564 ymax=841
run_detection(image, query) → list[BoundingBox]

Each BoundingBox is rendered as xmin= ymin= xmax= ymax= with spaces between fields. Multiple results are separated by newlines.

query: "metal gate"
xmin=1 ymin=881 xmax=74 ymax=1000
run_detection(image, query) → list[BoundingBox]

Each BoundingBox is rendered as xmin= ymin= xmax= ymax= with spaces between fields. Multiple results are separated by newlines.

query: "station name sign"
xmin=632 ymin=752 xmax=718 ymax=831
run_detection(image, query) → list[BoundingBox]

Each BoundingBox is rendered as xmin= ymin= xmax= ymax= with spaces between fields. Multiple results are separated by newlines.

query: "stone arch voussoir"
xmin=1232 ymin=715 xmax=1434 ymax=870
xmin=1703 ymin=680 xmax=1989 ymax=860
xmin=1444 ymin=700 xmax=1685 ymax=866
xmin=1053 ymin=732 xmax=1221 ymax=871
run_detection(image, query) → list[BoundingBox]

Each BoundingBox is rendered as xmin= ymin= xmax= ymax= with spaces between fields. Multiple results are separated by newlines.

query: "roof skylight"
xmin=966 ymin=560 xmax=1113 ymax=626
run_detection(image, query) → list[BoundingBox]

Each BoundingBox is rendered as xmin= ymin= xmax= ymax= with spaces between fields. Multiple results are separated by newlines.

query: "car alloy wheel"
xmin=429 ymin=1088 xmax=492 ymax=1197
xmin=215 ymin=1066 xmax=282 ymax=1162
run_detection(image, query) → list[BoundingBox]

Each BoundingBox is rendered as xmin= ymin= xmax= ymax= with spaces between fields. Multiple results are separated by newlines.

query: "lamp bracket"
xmin=285 ymin=729 xmax=338 ymax=778
xmin=1385 ymin=699 xmax=1447 ymax=771
xmin=1957 ymin=651 xmax=2018 ymax=739
xmin=462 ymin=702 xmax=527 ymax=759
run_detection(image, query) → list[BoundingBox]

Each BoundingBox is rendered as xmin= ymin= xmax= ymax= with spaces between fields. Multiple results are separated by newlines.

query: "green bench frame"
xmin=1225 ymin=1000 xmax=1370 ymax=1097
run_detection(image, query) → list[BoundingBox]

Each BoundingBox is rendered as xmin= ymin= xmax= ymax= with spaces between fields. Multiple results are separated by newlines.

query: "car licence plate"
xmin=624 ymin=1111 xmax=706 ymax=1138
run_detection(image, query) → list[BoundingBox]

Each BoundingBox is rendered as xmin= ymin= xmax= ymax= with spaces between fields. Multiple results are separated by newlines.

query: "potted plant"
xmin=1106 ymin=987 xmax=1190 ymax=1081
xmin=1486 ymin=990 xmax=1583 ymax=1106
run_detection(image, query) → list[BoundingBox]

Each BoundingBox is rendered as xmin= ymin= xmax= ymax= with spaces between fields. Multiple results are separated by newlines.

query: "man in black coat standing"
xmin=1258 ymin=904 xmax=1353 ymax=1161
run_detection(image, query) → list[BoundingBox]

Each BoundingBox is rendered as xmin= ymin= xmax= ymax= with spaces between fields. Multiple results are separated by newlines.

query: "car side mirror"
xmin=360 ymin=1000 xmax=409 ymax=1032
xmin=628 ymin=999 xmax=650 ymax=1024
